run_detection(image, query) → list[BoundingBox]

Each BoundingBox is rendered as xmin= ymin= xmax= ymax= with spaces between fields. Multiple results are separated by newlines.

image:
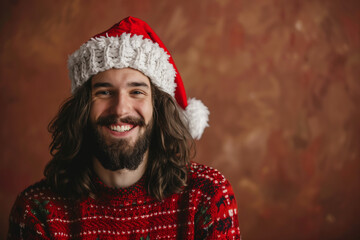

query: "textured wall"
xmin=1 ymin=0 xmax=359 ymax=239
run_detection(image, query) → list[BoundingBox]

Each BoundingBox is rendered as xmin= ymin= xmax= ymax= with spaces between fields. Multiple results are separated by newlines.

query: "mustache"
xmin=96 ymin=115 xmax=146 ymax=127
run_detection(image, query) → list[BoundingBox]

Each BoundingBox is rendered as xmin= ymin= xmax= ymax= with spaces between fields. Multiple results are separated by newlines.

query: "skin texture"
xmin=90 ymin=68 xmax=154 ymax=188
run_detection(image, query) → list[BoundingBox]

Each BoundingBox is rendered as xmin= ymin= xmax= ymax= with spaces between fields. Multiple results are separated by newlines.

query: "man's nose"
xmin=111 ymin=93 xmax=131 ymax=116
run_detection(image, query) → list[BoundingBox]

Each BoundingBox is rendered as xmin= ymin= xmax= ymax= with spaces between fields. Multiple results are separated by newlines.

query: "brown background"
xmin=1 ymin=0 xmax=359 ymax=239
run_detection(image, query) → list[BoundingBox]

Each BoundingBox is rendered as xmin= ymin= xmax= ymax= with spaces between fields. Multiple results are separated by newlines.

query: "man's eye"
xmin=96 ymin=90 xmax=111 ymax=96
xmin=131 ymin=90 xmax=144 ymax=95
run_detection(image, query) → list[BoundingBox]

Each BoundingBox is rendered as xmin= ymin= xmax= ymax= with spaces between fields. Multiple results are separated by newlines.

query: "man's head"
xmin=68 ymin=16 xmax=209 ymax=140
xmin=89 ymin=68 xmax=153 ymax=171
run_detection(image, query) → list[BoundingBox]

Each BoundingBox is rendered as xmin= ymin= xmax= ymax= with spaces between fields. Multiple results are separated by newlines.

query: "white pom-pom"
xmin=185 ymin=98 xmax=210 ymax=140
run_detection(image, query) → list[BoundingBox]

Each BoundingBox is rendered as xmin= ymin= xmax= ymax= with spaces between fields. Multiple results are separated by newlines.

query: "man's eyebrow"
xmin=92 ymin=82 xmax=113 ymax=89
xmin=128 ymin=81 xmax=150 ymax=88
xmin=92 ymin=81 xmax=150 ymax=89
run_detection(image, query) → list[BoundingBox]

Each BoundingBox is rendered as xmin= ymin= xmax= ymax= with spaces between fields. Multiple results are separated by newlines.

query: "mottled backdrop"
xmin=0 ymin=0 xmax=359 ymax=239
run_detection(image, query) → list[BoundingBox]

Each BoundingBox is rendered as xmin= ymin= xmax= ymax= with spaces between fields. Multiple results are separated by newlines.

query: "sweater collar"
xmin=92 ymin=174 xmax=150 ymax=203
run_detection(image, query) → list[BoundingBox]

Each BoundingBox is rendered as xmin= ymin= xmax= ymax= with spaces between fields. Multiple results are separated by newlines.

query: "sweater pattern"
xmin=8 ymin=162 xmax=240 ymax=239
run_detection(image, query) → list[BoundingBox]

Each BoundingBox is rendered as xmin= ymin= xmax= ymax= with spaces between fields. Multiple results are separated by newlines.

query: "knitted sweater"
xmin=8 ymin=162 xmax=240 ymax=239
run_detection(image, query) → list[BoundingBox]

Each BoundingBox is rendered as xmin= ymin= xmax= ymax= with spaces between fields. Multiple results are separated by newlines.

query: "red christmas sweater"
xmin=8 ymin=162 xmax=240 ymax=239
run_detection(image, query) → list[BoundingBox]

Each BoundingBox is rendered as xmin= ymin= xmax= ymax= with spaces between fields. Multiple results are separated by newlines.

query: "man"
xmin=8 ymin=16 xmax=240 ymax=239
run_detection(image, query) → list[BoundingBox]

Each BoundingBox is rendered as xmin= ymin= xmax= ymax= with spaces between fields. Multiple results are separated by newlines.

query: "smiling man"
xmin=90 ymin=69 xmax=154 ymax=188
xmin=8 ymin=17 xmax=240 ymax=239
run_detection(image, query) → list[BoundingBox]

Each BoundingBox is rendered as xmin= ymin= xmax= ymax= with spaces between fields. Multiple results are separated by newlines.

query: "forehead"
xmin=91 ymin=68 xmax=151 ymax=86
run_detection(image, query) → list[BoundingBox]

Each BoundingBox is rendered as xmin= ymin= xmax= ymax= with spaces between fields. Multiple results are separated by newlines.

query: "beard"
xmin=89 ymin=115 xmax=153 ymax=171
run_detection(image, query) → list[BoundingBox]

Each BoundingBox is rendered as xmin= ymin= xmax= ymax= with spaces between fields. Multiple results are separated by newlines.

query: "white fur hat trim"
xmin=68 ymin=33 xmax=177 ymax=97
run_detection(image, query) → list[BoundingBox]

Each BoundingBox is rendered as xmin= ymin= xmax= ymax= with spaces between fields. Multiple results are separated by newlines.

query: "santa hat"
xmin=68 ymin=16 xmax=209 ymax=139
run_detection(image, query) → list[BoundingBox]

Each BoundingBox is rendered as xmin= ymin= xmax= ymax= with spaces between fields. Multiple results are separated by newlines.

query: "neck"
xmin=93 ymin=152 xmax=148 ymax=188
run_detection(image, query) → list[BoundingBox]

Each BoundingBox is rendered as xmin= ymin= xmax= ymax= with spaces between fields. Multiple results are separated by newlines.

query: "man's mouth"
xmin=109 ymin=124 xmax=135 ymax=133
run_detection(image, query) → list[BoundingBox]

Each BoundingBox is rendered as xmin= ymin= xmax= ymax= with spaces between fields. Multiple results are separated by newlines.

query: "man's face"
xmin=89 ymin=68 xmax=154 ymax=171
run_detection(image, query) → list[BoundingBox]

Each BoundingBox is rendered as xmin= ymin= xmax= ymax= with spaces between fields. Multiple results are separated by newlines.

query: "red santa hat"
xmin=68 ymin=16 xmax=209 ymax=139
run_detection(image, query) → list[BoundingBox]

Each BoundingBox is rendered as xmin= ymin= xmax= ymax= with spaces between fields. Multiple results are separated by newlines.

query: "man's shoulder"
xmin=189 ymin=162 xmax=228 ymax=181
xmin=188 ymin=162 xmax=231 ymax=192
xmin=11 ymin=179 xmax=72 ymax=218
xmin=16 ymin=178 xmax=60 ymax=201
xmin=10 ymin=179 xmax=55 ymax=220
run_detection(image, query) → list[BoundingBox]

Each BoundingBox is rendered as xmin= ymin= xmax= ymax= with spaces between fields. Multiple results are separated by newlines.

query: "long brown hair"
xmin=44 ymin=79 xmax=195 ymax=200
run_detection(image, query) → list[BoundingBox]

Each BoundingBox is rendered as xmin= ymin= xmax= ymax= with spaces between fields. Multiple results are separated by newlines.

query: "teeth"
xmin=110 ymin=125 xmax=132 ymax=132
